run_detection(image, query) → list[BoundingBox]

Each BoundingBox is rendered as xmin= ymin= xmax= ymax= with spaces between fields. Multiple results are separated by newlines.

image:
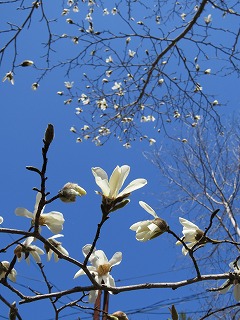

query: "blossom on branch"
xmin=219 ymin=260 xmax=240 ymax=301
xmin=15 ymin=192 xmax=65 ymax=234
xmin=14 ymin=237 xmax=44 ymax=264
xmin=176 ymin=217 xmax=208 ymax=255
xmin=92 ymin=165 xmax=147 ymax=213
xmin=2 ymin=71 xmax=14 ymax=85
xmin=0 ymin=261 xmax=17 ymax=282
xmin=74 ymin=244 xmax=122 ymax=303
xmin=59 ymin=182 xmax=87 ymax=202
xmin=44 ymin=234 xmax=69 ymax=262
xmin=130 ymin=201 xmax=168 ymax=241
xmin=0 ymin=216 xmax=3 ymax=224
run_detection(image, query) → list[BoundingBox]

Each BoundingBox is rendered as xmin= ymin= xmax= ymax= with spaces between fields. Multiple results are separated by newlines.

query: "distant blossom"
xmin=0 ymin=261 xmax=17 ymax=282
xmin=14 ymin=237 xmax=44 ymax=264
xmin=44 ymin=234 xmax=69 ymax=262
xmin=219 ymin=260 xmax=240 ymax=301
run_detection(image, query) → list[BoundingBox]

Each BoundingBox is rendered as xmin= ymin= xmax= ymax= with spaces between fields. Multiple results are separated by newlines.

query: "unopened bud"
xmin=44 ymin=124 xmax=54 ymax=145
xmin=59 ymin=182 xmax=87 ymax=202
xmin=14 ymin=245 xmax=22 ymax=259
xmin=150 ymin=218 xmax=168 ymax=239
xmin=20 ymin=60 xmax=34 ymax=67
xmin=108 ymin=311 xmax=128 ymax=320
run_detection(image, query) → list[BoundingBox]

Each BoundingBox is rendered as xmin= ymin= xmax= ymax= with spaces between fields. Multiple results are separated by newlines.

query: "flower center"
xmin=97 ymin=263 xmax=111 ymax=276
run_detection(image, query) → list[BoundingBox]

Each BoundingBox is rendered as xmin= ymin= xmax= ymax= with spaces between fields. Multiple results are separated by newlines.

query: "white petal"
xmin=130 ymin=220 xmax=151 ymax=231
xmin=47 ymin=250 xmax=53 ymax=261
xmin=74 ymin=266 xmax=96 ymax=278
xmin=89 ymin=290 xmax=98 ymax=303
xmin=136 ymin=231 xmax=150 ymax=241
xmin=48 ymin=234 xmax=64 ymax=240
xmin=95 ymin=177 xmax=110 ymax=196
xmin=58 ymin=246 xmax=69 ymax=256
xmin=34 ymin=192 xmax=42 ymax=214
xmin=15 ymin=208 xmax=33 ymax=219
xmin=118 ymin=178 xmax=147 ymax=197
xmin=108 ymin=274 xmax=115 ymax=287
xmin=0 ymin=216 xmax=3 ymax=224
xmin=93 ymin=250 xmax=108 ymax=267
xmin=109 ymin=166 xmax=122 ymax=198
xmin=82 ymin=244 xmax=95 ymax=257
xmin=219 ymin=281 xmax=232 ymax=294
xmin=234 ymin=283 xmax=240 ymax=301
xmin=92 ymin=167 xmax=108 ymax=181
xmin=179 ymin=217 xmax=199 ymax=230
xmin=31 ymin=251 xmax=41 ymax=263
xmin=23 ymin=237 xmax=35 ymax=247
xmin=139 ymin=201 xmax=158 ymax=218
xmin=54 ymin=252 xmax=59 ymax=262
xmin=109 ymin=252 xmax=122 ymax=267
xmin=109 ymin=165 xmax=130 ymax=198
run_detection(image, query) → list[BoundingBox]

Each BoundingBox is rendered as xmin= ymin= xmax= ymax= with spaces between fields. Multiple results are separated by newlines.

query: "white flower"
xmin=0 ymin=261 xmax=17 ymax=282
xmin=128 ymin=50 xmax=136 ymax=57
xmin=106 ymin=56 xmax=113 ymax=63
xmin=64 ymin=81 xmax=74 ymax=89
xmin=0 ymin=216 xmax=3 ymax=224
xmin=14 ymin=237 xmax=44 ymax=264
xmin=149 ymin=138 xmax=156 ymax=146
xmin=212 ymin=100 xmax=219 ymax=106
xmin=74 ymin=244 xmax=122 ymax=303
xmin=92 ymin=165 xmax=147 ymax=201
xmin=204 ymin=14 xmax=212 ymax=25
xmin=130 ymin=201 xmax=167 ymax=241
xmin=176 ymin=217 xmax=207 ymax=255
xmin=62 ymin=8 xmax=70 ymax=15
xmin=180 ymin=13 xmax=186 ymax=21
xmin=44 ymin=234 xmax=69 ymax=262
xmin=112 ymin=82 xmax=122 ymax=90
xmin=103 ymin=8 xmax=109 ymax=15
xmin=15 ymin=192 xmax=65 ymax=234
xmin=2 ymin=71 xmax=14 ymax=85
xmin=96 ymin=98 xmax=108 ymax=110
xmin=219 ymin=260 xmax=240 ymax=301
xmin=111 ymin=8 xmax=118 ymax=15
xmin=106 ymin=70 xmax=113 ymax=77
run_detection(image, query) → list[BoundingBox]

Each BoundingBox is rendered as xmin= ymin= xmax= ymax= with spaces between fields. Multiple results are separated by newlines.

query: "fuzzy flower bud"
xmin=59 ymin=182 xmax=87 ymax=202
xmin=20 ymin=60 xmax=34 ymax=67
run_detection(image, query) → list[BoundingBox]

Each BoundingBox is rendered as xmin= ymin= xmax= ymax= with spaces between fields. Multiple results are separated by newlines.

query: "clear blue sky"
xmin=0 ymin=1 xmax=239 ymax=319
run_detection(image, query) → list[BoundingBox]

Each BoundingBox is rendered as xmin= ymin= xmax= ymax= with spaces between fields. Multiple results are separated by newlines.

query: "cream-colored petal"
xmin=109 ymin=165 xmax=130 ymax=198
xmin=118 ymin=178 xmax=147 ymax=198
xmin=109 ymin=252 xmax=122 ymax=267
xmin=139 ymin=201 xmax=158 ymax=218
xmin=95 ymin=177 xmax=110 ymax=196
xmin=179 ymin=217 xmax=199 ymax=230
xmin=93 ymin=250 xmax=108 ymax=267
xmin=89 ymin=290 xmax=98 ymax=303
xmin=92 ymin=167 xmax=108 ymax=181
xmin=0 ymin=216 xmax=3 ymax=224
xmin=15 ymin=208 xmax=33 ymax=219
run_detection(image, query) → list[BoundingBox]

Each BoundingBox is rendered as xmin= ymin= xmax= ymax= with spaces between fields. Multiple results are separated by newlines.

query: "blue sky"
xmin=0 ymin=1 xmax=239 ymax=319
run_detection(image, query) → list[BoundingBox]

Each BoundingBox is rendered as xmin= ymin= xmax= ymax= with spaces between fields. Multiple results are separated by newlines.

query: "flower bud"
xmin=59 ymin=182 xmax=87 ymax=202
xmin=108 ymin=311 xmax=128 ymax=320
xmin=44 ymin=124 xmax=54 ymax=145
xmin=20 ymin=60 xmax=34 ymax=67
xmin=152 ymin=218 xmax=168 ymax=234
xmin=9 ymin=301 xmax=17 ymax=320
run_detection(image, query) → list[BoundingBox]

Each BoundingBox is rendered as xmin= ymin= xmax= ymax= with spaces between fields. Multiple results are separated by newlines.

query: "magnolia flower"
xmin=128 ymin=50 xmax=136 ymax=57
xmin=15 ymin=192 xmax=65 ymax=234
xmin=0 ymin=261 xmax=17 ymax=282
xmin=0 ymin=216 xmax=3 ymax=224
xmin=92 ymin=165 xmax=147 ymax=212
xmin=106 ymin=56 xmax=113 ymax=63
xmin=112 ymin=82 xmax=122 ymax=90
xmin=44 ymin=234 xmax=69 ymax=262
xmin=74 ymin=244 xmax=122 ymax=303
xmin=59 ymin=182 xmax=87 ymax=202
xmin=14 ymin=237 xmax=44 ymax=264
xmin=176 ymin=217 xmax=207 ymax=255
xmin=130 ymin=201 xmax=168 ymax=241
xmin=219 ymin=260 xmax=240 ymax=301
xmin=2 ymin=71 xmax=14 ymax=85
xmin=64 ymin=81 xmax=74 ymax=89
